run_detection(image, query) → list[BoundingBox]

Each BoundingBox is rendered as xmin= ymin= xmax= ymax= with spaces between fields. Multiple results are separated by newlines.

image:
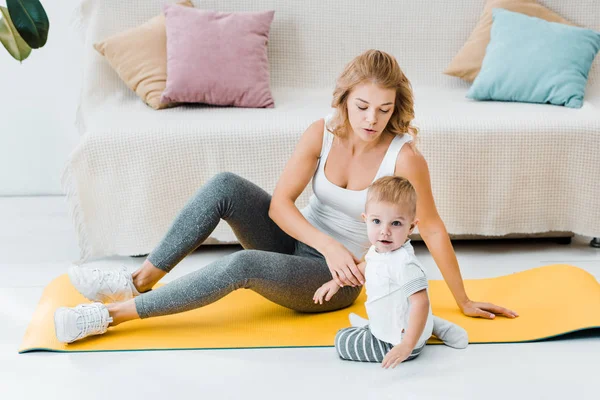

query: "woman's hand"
xmin=381 ymin=343 xmax=413 ymax=369
xmin=313 ymin=280 xmax=341 ymax=304
xmin=460 ymin=299 xmax=519 ymax=319
xmin=321 ymin=240 xmax=365 ymax=287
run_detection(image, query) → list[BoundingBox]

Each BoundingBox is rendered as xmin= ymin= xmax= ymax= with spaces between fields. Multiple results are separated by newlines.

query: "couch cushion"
xmin=93 ymin=0 xmax=193 ymax=110
xmin=413 ymin=88 xmax=600 ymax=128
xmin=161 ymin=6 xmax=275 ymax=108
xmin=444 ymin=0 xmax=575 ymax=82
xmin=466 ymin=9 xmax=600 ymax=109
xmin=82 ymin=88 xmax=333 ymax=134
xmin=82 ymin=87 xmax=600 ymax=136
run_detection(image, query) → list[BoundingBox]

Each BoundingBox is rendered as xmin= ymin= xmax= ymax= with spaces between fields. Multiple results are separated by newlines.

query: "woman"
xmin=55 ymin=50 xmax=517 ymax=344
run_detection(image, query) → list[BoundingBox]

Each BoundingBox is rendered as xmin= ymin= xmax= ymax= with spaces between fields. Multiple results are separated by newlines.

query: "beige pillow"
xmin=94 ymin=0 xmax=193 ymax=109
xmin=444 ymin=0 xmax=574 ymax=82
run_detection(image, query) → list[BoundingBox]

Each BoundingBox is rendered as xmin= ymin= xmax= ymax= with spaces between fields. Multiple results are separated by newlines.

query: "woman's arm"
xmin=269 ymin=119 xmax=364 ymax=286
xmin=269 ymin=119 xmax=330 ymax=249
xmin=395 ymin=143 xmax=518 ymax=319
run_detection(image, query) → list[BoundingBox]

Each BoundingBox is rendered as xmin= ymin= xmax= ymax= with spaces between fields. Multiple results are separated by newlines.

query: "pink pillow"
xmin=161 ymin=5 xmax=275 ymax=108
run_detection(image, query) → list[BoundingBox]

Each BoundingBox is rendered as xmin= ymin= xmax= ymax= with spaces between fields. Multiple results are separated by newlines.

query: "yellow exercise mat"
xmin=19 ymin=264 xmax=600 ymax=353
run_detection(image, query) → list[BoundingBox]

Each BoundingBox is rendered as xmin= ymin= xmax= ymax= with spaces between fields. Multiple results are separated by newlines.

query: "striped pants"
xmin=335 ymin=326 xmax=425 ymax=363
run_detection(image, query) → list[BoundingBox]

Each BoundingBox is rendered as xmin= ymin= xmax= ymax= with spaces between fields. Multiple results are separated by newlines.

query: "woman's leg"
xmin=334 ymin=326 xmax=424 ymax=363
xmin=107 ymin=249 xmax=361 ymax=325
xmin=132 ymin=172 xmax=297 ymax=292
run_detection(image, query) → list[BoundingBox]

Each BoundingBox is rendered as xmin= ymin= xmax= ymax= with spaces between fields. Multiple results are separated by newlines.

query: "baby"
xmin=313 ymin=176 xmax=468 ymax=368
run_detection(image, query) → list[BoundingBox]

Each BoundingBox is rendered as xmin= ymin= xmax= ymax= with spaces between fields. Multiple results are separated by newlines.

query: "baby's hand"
xmin=313 ymin=280 xmax=341 ymax=305
xmin=381 ymin=343 xmax=413 ymax=369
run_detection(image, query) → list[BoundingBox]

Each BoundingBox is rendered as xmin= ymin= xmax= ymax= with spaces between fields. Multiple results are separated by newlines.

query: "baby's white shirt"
xmin=364 ymin=240 xmax=434 ymax=347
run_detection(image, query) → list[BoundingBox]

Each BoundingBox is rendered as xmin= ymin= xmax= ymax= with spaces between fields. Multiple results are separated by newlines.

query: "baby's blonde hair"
xmin=366 ymin=176 xmax=417 ymax=219
xmin=328 ymin=49 xmax=419 ymax=141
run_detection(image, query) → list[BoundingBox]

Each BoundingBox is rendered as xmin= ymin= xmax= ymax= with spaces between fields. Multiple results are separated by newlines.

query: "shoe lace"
xmin=93 ymin=267 xmax=130 ymax=289
xmin=77 ymin=305 xmax=109 ymax=337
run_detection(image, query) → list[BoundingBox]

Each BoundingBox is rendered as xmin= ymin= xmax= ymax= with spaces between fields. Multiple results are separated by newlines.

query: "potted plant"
xmin=0 ymin=0 xmax=49 ymax=62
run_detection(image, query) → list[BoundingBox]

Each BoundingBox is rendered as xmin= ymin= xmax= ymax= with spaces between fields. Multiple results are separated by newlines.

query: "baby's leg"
xmin=432 ymin=316 xmax=469 ymax=349
xmin=334 ymin=326 xmax=424 ymax=363
xmin=348 ymin=313 xmax=369 ymax=327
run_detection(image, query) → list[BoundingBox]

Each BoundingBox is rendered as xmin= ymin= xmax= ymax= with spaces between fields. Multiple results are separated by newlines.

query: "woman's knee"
xmin=204 ymin=171 xmax=240 ymax=195
xmin=203 ymin=172 xmax=255 ymax=202
xmin=209 ymin=171 xmax=242 ymax=187
xmin=220 ymin=250 xmax=263 ymax=282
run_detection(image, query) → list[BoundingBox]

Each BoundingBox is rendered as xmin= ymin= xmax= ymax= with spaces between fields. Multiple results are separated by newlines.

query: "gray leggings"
xmin=134 ymin=172 xmax=362 ymax=319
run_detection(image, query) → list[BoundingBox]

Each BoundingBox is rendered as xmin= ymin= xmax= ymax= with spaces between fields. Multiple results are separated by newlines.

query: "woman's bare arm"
xmin=395 ymin=143 xmax=469 ymax=306
xmin=268 ymin=119 xmax=333 ymax=251
xmin=395 ymin=143 xmax=517 ymax=318
xmin=269 ymin=119 xmax=364 ymax=286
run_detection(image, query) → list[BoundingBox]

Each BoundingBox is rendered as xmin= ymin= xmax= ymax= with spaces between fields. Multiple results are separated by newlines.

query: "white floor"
xmin=1 ymin=197 xmax=599 ymax=399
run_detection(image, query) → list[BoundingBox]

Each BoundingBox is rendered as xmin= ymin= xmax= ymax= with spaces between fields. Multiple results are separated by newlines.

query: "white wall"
xmin=0 ymin=1 xmax=82 ymax=195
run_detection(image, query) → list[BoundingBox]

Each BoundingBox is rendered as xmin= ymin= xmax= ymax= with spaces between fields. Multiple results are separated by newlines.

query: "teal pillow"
xmin=466 ymin=8 xmax=600 ymax=108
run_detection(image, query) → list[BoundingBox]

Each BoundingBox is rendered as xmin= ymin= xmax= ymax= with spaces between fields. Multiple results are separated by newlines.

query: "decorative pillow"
xmin=444 ymin=0 xmax=574 ymax=82
xmin=160 ymin=6 xmax=275 ymax=108
xmin=93 ymin=0 xmax=193 ymax=110
xmin=466 ymin=8 xmax=600 ymax=108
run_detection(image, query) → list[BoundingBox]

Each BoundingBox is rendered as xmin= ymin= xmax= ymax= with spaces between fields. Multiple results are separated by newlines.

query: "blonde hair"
xmin=328 ymin=49 xmax=419 ymax=141
xmin=366 ymin=176 xmax=417 ymax=219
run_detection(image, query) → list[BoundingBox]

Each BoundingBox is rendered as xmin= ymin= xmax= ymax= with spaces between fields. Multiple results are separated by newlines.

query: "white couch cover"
xmin=64 ymin=0 xmax=600 ymax=262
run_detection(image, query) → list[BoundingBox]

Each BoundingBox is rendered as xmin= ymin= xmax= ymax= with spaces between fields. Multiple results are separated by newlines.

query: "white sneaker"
xmin=348 ymin=313 xmax=370 ymax=328
xmin=433 ymin=316 xmax=469 ymax=349
xmin=54 ymin=303 xmax=113 ymax=344
xmin=68 ymin=265 xmax=140 ymax=303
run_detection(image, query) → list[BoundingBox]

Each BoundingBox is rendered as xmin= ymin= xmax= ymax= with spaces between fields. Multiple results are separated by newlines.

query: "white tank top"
xmin=300 ymin=116 xmax=414 ymax=260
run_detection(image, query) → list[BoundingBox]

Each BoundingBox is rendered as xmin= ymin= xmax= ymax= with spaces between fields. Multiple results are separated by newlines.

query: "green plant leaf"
xmin=7 ymin=0 xmax=49 ymax=49
xmin=0 ymin=6 xmax=31 ymax=61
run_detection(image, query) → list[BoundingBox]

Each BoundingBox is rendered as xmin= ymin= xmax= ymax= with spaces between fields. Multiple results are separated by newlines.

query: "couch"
xmin=64 ymin=0 xmax=600 ymax=263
